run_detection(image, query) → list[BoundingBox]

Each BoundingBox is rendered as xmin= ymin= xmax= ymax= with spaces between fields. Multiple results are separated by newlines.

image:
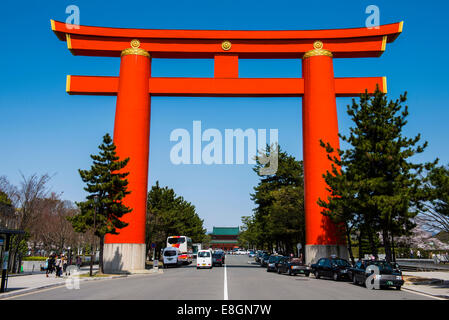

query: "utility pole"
xmin=90 ymin=195 xmax=98 ymax=277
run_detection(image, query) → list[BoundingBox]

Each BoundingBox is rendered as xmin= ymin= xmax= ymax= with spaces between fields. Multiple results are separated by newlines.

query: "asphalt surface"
xmin=7 ymin=255 xmax=433 ymax=300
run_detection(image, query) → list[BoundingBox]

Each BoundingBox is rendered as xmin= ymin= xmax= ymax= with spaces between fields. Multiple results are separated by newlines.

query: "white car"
xmin=197 ymin=249 xmax=213 ymax=269
xmin=162 ymin=247 xmax=181 ymax=268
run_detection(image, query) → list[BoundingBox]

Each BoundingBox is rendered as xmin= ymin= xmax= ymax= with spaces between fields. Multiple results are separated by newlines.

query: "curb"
xmin=404 ymin=279 xmax=445 ymax=286
xmin=0 ymin=274 xmax=128 ymax=299
xmin=402 ymin=286 xmax=449 ymax=300
xmin=0 ymin=282 xmax=67 ymax=299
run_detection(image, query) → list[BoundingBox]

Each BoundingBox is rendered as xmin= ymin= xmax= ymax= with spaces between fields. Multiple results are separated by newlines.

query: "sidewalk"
xmin=402 ymin=271 xmax=449 ymax=299
xmin=0 ymin=265 xmax=128 ymax=299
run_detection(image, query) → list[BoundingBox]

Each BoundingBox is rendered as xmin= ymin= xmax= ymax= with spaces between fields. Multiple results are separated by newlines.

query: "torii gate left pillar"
xmin=103 ymin=41 xmax=151 ymax=273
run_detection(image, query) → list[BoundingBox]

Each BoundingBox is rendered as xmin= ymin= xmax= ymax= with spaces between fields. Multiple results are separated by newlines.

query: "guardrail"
xmin=396 ymin=258 xmax=449 ymax=272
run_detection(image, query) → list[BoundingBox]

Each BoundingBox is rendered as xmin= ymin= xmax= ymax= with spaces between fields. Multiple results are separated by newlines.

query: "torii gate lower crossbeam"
xmin=52 ymin=20 xmax=402 ymax=272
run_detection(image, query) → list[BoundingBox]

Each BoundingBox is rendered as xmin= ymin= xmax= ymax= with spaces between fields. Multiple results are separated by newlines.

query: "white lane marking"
xmin=401 ymin=287 xmax=447 ymax=300
xmin=224 ymin=263 xmax=228 ymax=300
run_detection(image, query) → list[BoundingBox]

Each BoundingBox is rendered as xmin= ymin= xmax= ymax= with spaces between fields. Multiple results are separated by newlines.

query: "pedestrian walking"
xmin=62 ymin=254 xmax=68 ymax=275
xmin=55 ymin=255 xmax=62 ymax=277
xmin=417 ymin=250 xmax=421 ymax=259
xmin=76 ymin=255 xmax=82 ymax=268
xmin=410 ymin=249 xmax=414 ymax=259
xmin=46 ymin=254 xmax=55 ymax=277
xmin=45 ymin=257 xmax=49 ymax=277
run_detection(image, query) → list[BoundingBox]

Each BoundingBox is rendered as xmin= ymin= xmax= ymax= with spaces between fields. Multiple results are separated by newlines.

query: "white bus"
xmin=166 ymin=236 xmax=193 ymax=264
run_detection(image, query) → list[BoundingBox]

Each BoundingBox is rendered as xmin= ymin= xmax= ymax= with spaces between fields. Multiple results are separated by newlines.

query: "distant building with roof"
xmin=210 ymin=226 xmax=240 ymax=250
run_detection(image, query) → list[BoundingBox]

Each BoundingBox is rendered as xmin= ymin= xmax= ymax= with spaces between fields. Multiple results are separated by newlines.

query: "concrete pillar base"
xmin=305 ymin=244 xmax=349 ymax=265
xmin=103 ymin=243 xmax=146 ymax=274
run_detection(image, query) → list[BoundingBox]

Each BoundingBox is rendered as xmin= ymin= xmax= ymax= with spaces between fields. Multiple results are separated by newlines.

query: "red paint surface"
xmin=105 ymin=53 xmax=151 ymax=245
xmin=302 ymin=54 xmax=343 ymax=245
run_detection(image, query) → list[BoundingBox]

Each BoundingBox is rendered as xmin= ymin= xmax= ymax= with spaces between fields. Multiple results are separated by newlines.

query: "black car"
xmin=277 ymin=257 xmax=311 ymax=276
xmin=266 ymin=255 xmax=284 ymax=272
xmin=350 ymin=260 xmax=404 ymax=290
xmin=260 ymin=253 xmax=271 ymax=267
xmin=311 ymin=257 xmax=352 ymax=281
xmin=212 ymin=252 xmax=225 ymax=267
xmin=255 ymin=251 xmax=267 ymax=263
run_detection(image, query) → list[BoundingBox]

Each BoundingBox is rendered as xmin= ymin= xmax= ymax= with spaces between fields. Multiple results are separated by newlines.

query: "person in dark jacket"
xmin=46 ymin=254 xmax=55 ymax=277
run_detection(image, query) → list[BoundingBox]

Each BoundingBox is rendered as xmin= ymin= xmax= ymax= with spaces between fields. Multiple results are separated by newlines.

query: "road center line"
xmin=224 ymin=263 xmax=228 ymax=300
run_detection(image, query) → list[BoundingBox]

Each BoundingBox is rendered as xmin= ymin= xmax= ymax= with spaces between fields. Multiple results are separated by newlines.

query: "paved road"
xmin=7 ymin=255 xmax=433 ymax=300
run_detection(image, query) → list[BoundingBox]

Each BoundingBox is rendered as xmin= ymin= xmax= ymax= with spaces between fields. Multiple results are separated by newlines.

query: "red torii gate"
xmin=51 ymin=20 xmax=402 ymax=273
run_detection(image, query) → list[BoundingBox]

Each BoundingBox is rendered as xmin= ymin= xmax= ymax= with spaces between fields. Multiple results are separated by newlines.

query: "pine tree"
xmin=146 ymin=182 xmax=206 ymax=257
xmin=420 ymin=165 xmax=449 ymax=233
xmin=319 ymin=88 xmax=436 ymax=262
xmin=249 ymin=145 xmax=305 ymax=253
xmin=70 ymin=133 xmax=132 ymax=273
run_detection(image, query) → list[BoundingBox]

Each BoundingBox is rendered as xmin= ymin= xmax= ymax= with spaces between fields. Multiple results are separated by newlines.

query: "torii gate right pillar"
xmin=302 ymin=41 xmax=348 ymax=264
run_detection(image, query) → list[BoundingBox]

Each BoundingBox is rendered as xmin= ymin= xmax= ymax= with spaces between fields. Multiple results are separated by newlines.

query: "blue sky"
xmin=1 ymin=1 xmax=448 ymax=231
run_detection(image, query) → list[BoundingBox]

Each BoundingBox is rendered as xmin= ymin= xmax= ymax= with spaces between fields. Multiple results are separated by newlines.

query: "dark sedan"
xmin=260 ymin=253 xmax=271 ymax=267
xmin=212 ymin=252 xmax=225 ymax=267
xmin=266 ymin=255 xmax=285 ymax=272
xmin=277 ymin=257 xmax=311 ymax=276
xmin=311 ymin=256 xmax=352 ymax=281
xmin=255 ymin=251 xmax=267 ymax=263
xmin=350 ymin=260 xmax=404 ymax=290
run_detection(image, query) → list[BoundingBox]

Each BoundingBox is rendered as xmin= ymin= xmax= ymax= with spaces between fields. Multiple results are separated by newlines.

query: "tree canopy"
xmin=240 ymin=146 xmax=305 ymax=255
xmin=146 ymin=181 xmax=206 ymax=256
xmin=319 ymin=89 xmax=436 ymax=262
xmin=70 ymin=133 xmax=132 ymax=273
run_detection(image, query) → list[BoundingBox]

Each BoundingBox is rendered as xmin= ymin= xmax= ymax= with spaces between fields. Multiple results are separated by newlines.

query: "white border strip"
xmin=224 ymin=264 xmax=228 ymax=300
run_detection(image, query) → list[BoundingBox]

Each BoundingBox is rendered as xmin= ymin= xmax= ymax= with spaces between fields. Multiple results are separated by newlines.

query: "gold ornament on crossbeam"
xmin=121 ymin=39 xmax=150 ymax=57
xmin=221 ymin=40 xmax=232 ymax=51
xmin=303 ymin=41 xmax=333 ymax=59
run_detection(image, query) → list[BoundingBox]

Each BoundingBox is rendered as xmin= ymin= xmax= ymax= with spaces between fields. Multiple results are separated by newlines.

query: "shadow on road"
xmin=225 ymin=264 xmax=265 ymax=269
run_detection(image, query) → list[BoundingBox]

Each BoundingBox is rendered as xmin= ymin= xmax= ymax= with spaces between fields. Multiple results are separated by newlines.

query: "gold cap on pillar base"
xmin=121 ymin=39 xmax=150 ymax=58
xmin=303 ymin=41 xmax=333 ymax=59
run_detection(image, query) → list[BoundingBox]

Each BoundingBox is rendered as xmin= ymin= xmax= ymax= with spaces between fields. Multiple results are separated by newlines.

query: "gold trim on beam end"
xmin=398 ymin=21 xmax=404 ymax=33
xmin=382 ymin=77 xmax=387 ymax=94
xmin=50 ymin=19 xmax=56 ymax=31
xmin=66 ymin=34 xmax=72 ymax=49
xmin=66 ymin=75 xmax=71 ymax=93
xmin=381 ymin=36 xmax=387 ymax=51
xmin=378 ymin=36 xmax=387 ymax=57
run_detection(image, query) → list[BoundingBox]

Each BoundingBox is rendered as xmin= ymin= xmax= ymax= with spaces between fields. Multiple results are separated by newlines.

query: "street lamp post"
xmin=90 ymin=195 xmax=99 ymax=277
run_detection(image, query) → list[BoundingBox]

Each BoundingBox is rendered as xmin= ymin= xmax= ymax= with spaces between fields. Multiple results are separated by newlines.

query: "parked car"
xmin=350 ymin=260 xmax=404 ymax=290
xmin=212 ymin=251 xmax=225 ymax=267
xmin=260 ymin=253 xmax=271 ymax=267
xmin=266 ymin=255 xmax=285 ymax=272
xmin=277 ymin=257 xmax=311 ymax=276
xmin=197 ymin=249 xmax=213 ymax=269
xmin=162 ymin=247 xmax=182 ymax=268
xmin=255 ymin=251 xmax=266 ymax=263
xmin=249 ymin=250 xmax=256 ymax=258
xmin=311 ymin=256 xmax=352 ymax=281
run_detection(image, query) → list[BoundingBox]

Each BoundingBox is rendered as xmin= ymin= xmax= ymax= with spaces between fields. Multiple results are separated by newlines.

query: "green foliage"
xmin=0 ymin=191 xmax=13 ymax=207
xmin=70 ymin=133 xmax=132 ymax=238
xmin=202 ymin=234 xmax=212 ymax=248
xmin=242 ymin=145 xmax=305 ymax=253
xmin=319 ymin=88 xmax=436 ymax=261
xmin=435 ymin=231 xmax=449 ymax=243
xmin=0 ymin=190 xmax=14 ymax=228
xmin=427 ymin=165 xmax=449 ymax=229
xmin=22 ymin=256 xmax=47 ymax=261
xmin=146 ymin=181 xmax=206 ymax=254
